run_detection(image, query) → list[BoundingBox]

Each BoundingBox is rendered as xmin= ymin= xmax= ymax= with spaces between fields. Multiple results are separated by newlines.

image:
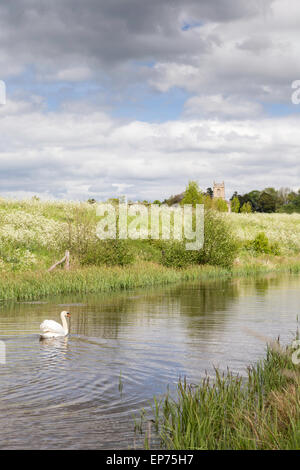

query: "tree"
xmin=181 ymin=181 xmax=204 ymax=207
xmin=257 ymin=191 xmax=276 ymax=213
xmin=239 ymin=190 xmax=261 ymax=212
xmin=231 ymin=196 xmax=240 ymax=213
xmin=206 ymin=187 xmax=213 ymax=198
xmin=230 ymin=191 xmax=238 ymax=200
xmin=213 ymin=198 xmax=228 ymax=212
xmin=277 ymin=187 xmax=291 ymax=207
xmin=203 ymin=194 xmax=213 ymax=209
xmin=240 ymin=202 xmax=252 ymax=213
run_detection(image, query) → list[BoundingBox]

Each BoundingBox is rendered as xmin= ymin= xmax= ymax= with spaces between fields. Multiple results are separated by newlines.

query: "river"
xmin=0 ymin=273 xmax=298 ymax=449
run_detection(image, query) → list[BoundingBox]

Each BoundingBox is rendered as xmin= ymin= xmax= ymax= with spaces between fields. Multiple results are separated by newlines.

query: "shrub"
xmin=160 ymin=210 xmax=238 ymax=269
xmin=160 ymin=241 xmax=198 ymax=269
xmin=0 ymin=245 xmax=38 ymax=271
xmin=80 ymin=239 xmax=134 ymax=267
xmin=251 ymin=232 xmax=281 ymax=255
xmin=198 ymin=210 xmax=238 ymax=268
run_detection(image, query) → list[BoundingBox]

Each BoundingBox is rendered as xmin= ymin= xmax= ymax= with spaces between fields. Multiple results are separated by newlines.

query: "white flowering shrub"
xmin=0 ymin=210 xmax=69 ymax=250
xmin=0 ymin=200 xmax=99 ymax=270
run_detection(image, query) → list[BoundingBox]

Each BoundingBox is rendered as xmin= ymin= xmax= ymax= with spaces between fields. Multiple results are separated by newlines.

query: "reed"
xmin=0 ymin=262 xmax=229 ymax=301
xmin=146 ymin=338 xmax=300 ymax=450
xmin=1 ymin=259 xmax=300 ymax=302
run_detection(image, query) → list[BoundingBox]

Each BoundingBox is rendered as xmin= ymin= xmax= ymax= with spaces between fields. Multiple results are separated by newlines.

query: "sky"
xmin=0 ymin=0 xmax=300 ymax=202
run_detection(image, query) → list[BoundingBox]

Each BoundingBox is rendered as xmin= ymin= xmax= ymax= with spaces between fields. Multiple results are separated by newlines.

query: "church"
xmin=213 ymin=181 xmax=231 ymax=212
xmin=213 ymin=182 xmax=225 ymax=199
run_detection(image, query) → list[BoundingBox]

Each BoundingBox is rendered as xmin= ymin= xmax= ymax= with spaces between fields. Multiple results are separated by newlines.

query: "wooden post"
xmin=48 ymin=251 xmax=70 ymax=272
xmin=65 ymin=250 xmax=70 ymax=271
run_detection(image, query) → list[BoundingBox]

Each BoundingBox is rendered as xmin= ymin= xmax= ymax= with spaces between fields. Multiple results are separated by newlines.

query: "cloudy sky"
xmin=1 ymin=0 xmax=300 ymax=201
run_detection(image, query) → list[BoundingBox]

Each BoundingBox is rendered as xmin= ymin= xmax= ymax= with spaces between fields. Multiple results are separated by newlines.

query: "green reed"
xmin=146 ymin=340 xmax=300 ymax=450
xmin=0 ymin=262 xmax=229 ymax=301
xmin=2 ymin=258 xmax=300 ymax=302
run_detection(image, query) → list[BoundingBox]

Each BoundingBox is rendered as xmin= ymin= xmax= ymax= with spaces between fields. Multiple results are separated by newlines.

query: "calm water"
xmin=0 ymin=273 xmax=299 ymax=449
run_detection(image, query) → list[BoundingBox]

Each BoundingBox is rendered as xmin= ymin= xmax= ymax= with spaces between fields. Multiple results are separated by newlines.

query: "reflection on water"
xmin=0 ymin=273 xmax=299 ymax=449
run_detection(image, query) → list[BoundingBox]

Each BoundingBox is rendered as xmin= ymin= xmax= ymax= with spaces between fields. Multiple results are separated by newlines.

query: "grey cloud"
xmin=0 ymin=0 xmax=274 ymax=76
xmin=236 ymin=36 xmax=274 ymax=53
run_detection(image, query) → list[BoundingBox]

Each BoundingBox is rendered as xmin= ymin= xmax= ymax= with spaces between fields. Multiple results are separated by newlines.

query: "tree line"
xmin=164 ymin=183 xmax=300 ymax=213
xmin=88 ymin=182 xmax=300 ymax=214
xmin=230 ymin=187 xmax=300 ymax=213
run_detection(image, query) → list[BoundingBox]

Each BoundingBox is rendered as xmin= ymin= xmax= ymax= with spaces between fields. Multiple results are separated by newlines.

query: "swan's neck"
xmin=61 ymin=314 xmax=69 ymax=334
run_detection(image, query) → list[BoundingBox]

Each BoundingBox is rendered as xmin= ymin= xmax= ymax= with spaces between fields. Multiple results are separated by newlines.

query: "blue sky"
xmin=0 ymin=0 xmax=300 ymax=201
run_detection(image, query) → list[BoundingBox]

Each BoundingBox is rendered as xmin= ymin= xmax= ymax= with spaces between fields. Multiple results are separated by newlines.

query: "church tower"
xmin=213 ymin=181 xmax=225 ymax=200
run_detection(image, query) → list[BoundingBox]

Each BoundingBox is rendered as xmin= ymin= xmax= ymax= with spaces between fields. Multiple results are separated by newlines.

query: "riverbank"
xmin=144 ymin=337 xmax=300 ymax=450
xmin=1 ymin=199 xmax=300 ymax=301
xmin=1 ymin=256 xmax=300 ymax=301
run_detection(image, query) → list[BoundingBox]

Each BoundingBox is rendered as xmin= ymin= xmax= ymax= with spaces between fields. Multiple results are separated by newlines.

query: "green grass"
xmin=144 ymin=338 xmax=300 ymax=450
xmin=0 ymin=262 xmax=229 ymax=301
xmin=1 ymin=258 xmax=300 ymax=302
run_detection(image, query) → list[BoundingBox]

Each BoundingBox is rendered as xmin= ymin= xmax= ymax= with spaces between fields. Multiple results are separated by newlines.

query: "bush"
xmin=81 ymin=239 xmax=134 ymax=266
xmin=160 ymin=241 xmax=198 ymax=268
xmin=198 ymin=210 xmax=238 ymax=268
xmin=160 ymin=210 xmax=238 ymax=269
xmin=251 ymin=232 xmax=280 ymax=255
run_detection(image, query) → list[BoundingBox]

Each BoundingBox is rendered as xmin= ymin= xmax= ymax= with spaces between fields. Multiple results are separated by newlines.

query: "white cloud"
xmin=0 ymin=98 xmax=300 ymax=201
xmin=184 ymin=95 xmax=263 ymax=119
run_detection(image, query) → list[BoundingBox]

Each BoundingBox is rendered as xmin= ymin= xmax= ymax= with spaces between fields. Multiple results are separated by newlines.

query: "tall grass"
xmin=1 ymin=259 xmax=300 ymax=301
xmin=0 ymin=262 xmax=231 ymax=301
xmin=145 ymin=339 xmax=300 ymax=450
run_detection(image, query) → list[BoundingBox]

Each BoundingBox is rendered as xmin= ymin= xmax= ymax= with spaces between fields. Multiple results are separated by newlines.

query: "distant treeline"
xmin=162 ymin=184 xmax=300 ymax=214
xmin=89 ymin=182 xmax=300 ymax=214
xmin=229 ymin=187 xmax=300 ymax=213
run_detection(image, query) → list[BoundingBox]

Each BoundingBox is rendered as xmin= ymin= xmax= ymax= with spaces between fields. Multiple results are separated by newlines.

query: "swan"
xmin=40 ymin=311 xmax=71 ymax=339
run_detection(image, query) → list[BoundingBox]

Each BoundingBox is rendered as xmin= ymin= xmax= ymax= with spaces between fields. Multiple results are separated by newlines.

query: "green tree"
xmin=213 ymin=198 xmax=228 ymax=212
xmin=257 ymin=191 xmax=276 ymax=213
xmin=239 ymin=190 xmax=261 ymax=212
xmin=231 ymin=196 xmax=240 ymax=213
xmin=181 ymin=181 xmax=204 ymax=207
xmin=206 ymin=187 xmax=213 ymax=198
xmin=240 ymin=202 xmax=252 ymax=213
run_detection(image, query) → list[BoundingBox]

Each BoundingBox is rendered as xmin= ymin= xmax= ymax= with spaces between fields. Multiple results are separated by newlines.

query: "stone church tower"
xmin=213 ymin=181 xmax=225 ymax=199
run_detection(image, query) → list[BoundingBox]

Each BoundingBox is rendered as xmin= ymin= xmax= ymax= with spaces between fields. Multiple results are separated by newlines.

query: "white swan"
xmin=40 ymin=311 xmax=71 ymax=339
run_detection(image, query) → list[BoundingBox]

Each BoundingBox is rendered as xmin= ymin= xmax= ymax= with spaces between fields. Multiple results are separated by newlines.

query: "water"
xmin=0 ymin=273 xmax=299 ymax=449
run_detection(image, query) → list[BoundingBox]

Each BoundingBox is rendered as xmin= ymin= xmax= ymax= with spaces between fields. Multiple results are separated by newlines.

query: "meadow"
xmin=1 ymin=198 xmax=300 ymax=300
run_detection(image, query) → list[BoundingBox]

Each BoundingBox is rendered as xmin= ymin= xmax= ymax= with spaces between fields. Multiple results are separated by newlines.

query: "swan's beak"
xmin=66 ymin=312 xmax=71 ymax=318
